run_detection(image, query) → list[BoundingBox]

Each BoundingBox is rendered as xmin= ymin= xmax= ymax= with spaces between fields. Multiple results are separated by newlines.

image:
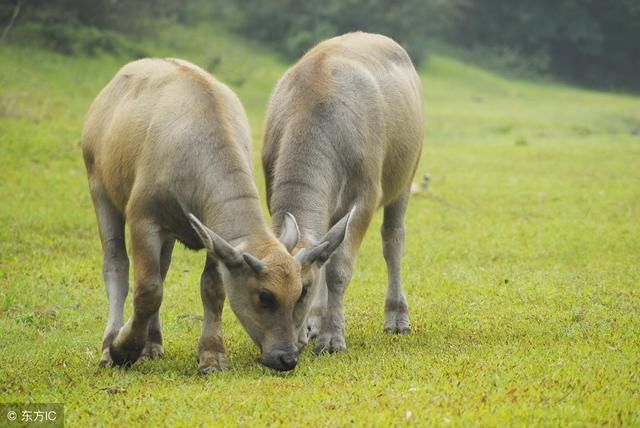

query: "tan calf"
xmin=263 ymin=33 xmax=424 ymax=353
xmin=82 ymin=58 xmax=307 ymax=372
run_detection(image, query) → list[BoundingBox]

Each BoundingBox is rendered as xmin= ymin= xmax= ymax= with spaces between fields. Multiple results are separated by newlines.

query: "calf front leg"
xmin=315 ymin=202 xmax=375 ymax=354
xmin=141 ymin=312 xmax=163 ymax=360
xmin=306 ymin=267 xmax=327 ymax=340
xmin=110 ymin=221 xmax=164 ymax=367
xmin=198 ymin=258 xmax=227 ymax=374
xmin=314 ymin=250 xmax=354 ymax=354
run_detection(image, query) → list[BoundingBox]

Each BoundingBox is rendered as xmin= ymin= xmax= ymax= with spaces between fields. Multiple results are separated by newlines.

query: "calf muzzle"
xmin=260 ymin=349 xmax=299 ymax=371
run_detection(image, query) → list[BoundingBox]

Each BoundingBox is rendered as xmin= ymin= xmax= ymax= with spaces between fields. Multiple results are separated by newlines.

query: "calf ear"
xmin=278 ymin=212 xmax=300 ymax=252
xmin=188 ymin=214 xmax=243 ymax=267
xmin=295 ymin=206 xmax=356 ymax=266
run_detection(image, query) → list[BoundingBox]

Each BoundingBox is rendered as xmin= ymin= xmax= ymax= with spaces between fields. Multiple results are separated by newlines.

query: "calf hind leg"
xmin=382 ymin=190 xmax=411 ymax=334
xmin=90 ymin=184 xmax=129 ymax=367
xmin=109 ymin=220 xmax=164 ymax=366
xmin=141 ymin=239 xmax=175 ymax=360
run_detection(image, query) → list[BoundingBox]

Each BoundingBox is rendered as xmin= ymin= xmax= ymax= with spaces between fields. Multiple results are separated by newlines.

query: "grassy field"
xmin=1 ymin=22 xmax=639 ymax=426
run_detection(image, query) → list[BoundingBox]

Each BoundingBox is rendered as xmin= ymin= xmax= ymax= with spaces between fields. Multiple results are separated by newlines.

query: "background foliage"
xmin=452 ymin=0 xmax=640 ymax=91
xmin=219 ymin=0 xmax=465 ymax=65
xmin=1 ymin=0 xmax=639 ymax=90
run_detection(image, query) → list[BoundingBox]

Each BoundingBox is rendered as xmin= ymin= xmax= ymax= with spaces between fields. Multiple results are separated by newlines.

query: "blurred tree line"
xmin=0 ymin=0 xmax=179 ymax=55
xmin=1 ymin=0 xmax=638 ymax=91
xmin=219 ymin=0 xmax=463 ymax=66
xmin=453 ymin=0 xmax=640 ymax=91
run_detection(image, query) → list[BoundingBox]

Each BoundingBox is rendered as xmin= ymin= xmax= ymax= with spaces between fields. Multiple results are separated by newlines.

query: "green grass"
xmin=1 ymin=22 xmax=639 ymax=426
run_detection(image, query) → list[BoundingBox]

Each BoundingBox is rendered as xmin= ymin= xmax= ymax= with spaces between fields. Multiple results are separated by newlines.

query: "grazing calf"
xmin=82 ymin=58 xmax=304 ymax=372
xmin=263 ymin=32 xmax=424 ymax=354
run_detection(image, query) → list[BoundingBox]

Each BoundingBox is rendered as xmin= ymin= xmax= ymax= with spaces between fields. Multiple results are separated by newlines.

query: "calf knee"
xmin=326 ymin=258 xmax=352 ymax=294
xmin=134 ymin=279 xmax=163 ymax=317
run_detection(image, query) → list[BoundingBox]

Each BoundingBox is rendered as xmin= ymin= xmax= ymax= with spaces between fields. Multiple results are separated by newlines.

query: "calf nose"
xmin=279 ymin=352 xmax=298 ymax=371
xmin=260 ymin=350 xmax=299 ymax=371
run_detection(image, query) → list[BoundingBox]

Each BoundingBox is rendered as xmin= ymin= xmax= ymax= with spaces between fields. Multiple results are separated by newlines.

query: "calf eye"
xmin=299 ymin=282 xmax=311 ymax=301
xmin=259 ymin=289 xmax=277 ymax=308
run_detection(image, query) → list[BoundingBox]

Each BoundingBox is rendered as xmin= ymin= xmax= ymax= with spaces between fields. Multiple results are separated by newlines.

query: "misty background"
xmin=1 ymin=0 xmax=639 ymax=92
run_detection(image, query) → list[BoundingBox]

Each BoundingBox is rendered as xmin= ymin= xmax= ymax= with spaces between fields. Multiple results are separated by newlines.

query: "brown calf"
xmin=82 ymin=58 xmax=311 ymax=372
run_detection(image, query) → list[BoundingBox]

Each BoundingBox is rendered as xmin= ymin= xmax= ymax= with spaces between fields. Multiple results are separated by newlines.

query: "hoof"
xmin=198 ymin=351 xmax=228 ymax=374
xmin=99 ymin=348 xmax=113 ymax=368
xmin=109 ymin=342 xmax=144 ymax=367
xmin=140 ymin=342 xmax=164 ymax=360
xmin=384 ymin=325 xmax=411 ymax=335
xmin=384 ymin=310 xmax=411 ymax=335
xmin=314 ymin=332 xmax=346 ymax=354
xmin=306 ymin=315 xmax=322 ymax=341
xmin=297 ymin=338 xmax=308 ymax=351
xmin=297 ymin=326 xmax=309 ymax=350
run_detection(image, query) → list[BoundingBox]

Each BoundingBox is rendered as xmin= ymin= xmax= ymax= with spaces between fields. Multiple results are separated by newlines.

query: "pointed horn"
xmin=296 ymin=241 xmax=330 ymax=265
xmin=188 ymin=213 xmax=242 ymax=267
xmin=298 ymin=205 xmax=356 ymax=265
xmin=243 ymin=253 xmax=266 ymax=275
xmin=293 ymin=248 xmax=307 ymax=264
xmin=188 ymin=213 xmax=214 ymax=251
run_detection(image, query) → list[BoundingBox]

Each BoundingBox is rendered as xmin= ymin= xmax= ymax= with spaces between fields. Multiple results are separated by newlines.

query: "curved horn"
xmin=188 ymin=213 xmax=242 ymax=267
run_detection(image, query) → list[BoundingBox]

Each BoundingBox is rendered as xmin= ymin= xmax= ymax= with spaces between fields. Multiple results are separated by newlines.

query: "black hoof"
xmin=109 ymin=343 xmax=143 ymax=367
xmin=384 ymin=326 xmax=411 ymax=335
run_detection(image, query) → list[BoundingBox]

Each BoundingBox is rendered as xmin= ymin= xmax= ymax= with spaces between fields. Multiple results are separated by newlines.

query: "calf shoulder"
xmin=82 ymin=58 xmax=258 ymax=246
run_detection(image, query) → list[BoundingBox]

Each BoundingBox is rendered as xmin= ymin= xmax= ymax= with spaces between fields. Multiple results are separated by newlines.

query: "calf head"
xmin=189 ymin=208 xmax=353 ymax=371
xmin=189 ymin=214 xmax=302 ymax=371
